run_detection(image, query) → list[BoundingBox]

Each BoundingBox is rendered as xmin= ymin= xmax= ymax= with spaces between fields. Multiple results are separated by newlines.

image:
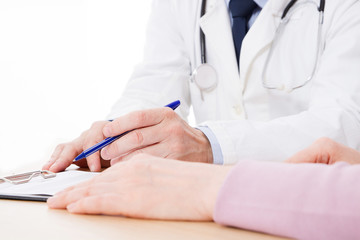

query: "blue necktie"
xmin=229 ymin=0 xmax=258 ymax=65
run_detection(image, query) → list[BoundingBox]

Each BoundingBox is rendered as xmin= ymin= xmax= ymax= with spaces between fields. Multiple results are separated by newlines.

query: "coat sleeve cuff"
xmin=196 ymin=126 xmax=224 ymax=165
xmin=198 ymin=121 xmax=238 ymax=165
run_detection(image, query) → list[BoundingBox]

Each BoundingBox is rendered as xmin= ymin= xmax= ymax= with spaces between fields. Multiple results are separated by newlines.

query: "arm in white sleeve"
xmin=107 ymin=0 xmax=191 ymax=120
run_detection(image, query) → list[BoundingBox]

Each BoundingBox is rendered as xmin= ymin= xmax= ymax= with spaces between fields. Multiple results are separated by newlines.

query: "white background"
xmin=0 ymin=0 xmax=152 ymax=174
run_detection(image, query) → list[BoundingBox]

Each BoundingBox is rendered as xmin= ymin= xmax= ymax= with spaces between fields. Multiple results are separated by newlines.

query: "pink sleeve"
xmin=214 ymin=161 xmax=360 ymax=239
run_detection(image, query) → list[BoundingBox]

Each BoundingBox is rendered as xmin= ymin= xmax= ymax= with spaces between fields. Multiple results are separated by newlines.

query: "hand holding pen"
xmin=74 ymin=100 xmax=181 ymax=161
xmin=43 ymin=99 xmax=213 ymax=173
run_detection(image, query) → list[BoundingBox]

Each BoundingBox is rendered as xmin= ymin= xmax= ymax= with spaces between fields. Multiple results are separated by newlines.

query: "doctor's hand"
xmin=286 ymin=138 xmax=360 ymax=165
xmin=47 ymin=154 xmax=231 ymax=220
xmin=42 ymin=120 xmax=111 ymax=173
xmin=100 ymin=107 xmax=213 ymax=165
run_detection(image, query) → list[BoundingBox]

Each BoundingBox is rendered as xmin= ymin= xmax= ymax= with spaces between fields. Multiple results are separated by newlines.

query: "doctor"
xmin=44 ymin=0 xmax=360 ymax=172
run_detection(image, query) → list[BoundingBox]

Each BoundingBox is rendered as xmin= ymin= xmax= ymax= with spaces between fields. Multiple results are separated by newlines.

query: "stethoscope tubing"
xmin=200 ymin=0 xmax=207 ymax=64
xmin=195 ymin=0 xmax=326 ymax=94
xmin=262 ymin=0 xmax=325 ymax=91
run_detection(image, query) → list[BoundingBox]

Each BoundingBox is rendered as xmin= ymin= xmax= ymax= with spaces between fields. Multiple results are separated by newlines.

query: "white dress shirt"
xmin=199 ymin=0 xmax=268 ymax=165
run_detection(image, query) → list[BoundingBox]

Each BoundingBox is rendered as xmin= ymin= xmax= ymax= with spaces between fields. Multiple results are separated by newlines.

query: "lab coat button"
xmin=233 ymin=105 xmax=242 ymax=115
xmin=277 ymin=84 xmax=285 ymax=91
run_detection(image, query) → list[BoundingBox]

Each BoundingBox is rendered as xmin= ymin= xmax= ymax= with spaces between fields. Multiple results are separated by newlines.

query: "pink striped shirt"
xmin=214 ymin=161 xmax=360 ymax=239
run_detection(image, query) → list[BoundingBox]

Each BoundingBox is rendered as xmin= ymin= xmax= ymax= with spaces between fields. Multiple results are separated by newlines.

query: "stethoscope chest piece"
xmin=192 ymin=63 xmax=218 ymax=100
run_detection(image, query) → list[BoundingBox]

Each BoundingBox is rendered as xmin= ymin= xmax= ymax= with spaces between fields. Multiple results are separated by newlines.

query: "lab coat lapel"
xmin=199 ymin=0 xmax=240 ymax=89
xmin=239 ymin=0 xmax=286 ymax=85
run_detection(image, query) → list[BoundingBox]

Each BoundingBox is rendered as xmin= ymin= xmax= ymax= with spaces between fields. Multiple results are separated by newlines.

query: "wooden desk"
xmin=0 ymin=199 xmax=287 ymax=240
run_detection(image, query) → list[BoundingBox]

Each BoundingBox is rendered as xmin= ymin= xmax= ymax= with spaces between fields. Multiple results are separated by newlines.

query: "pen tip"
xmin=74 ymin=153 xmax=85 ymax=161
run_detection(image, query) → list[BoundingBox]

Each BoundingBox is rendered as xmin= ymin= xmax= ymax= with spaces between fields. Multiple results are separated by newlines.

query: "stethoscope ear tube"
xmin=282 ymin=0 xmax=298 ymax=19
xmin=319 ymin=0 xmax=325 ymax=12
xmin=200 ymin=0 xmax=207 ymax=64
xmin=282 ymin=0 xmax=325 ymax=19
xmin=263 ymin=0 xmax=326 ymax=92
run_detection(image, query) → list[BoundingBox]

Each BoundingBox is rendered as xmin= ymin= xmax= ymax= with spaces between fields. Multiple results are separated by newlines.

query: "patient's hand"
xmin=47 ymin=154 xmax=231 ymax=220
xmin=286 ymin=138 xmax=360 ymax=165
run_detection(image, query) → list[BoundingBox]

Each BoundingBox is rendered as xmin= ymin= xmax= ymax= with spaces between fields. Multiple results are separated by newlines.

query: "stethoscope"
xmin=262 ymin=0 xmax=325 ymax=91
xmin=191 ymin=0 xmax=218 ymax=100
xmin=191 ymin=0 xmax=326 ymax=99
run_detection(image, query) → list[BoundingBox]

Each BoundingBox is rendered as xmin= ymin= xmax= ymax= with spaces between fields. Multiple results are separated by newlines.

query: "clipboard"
xmin=0 ymin=170 xmax=56 ymax=201
xmin=0 ymin=170 xmax=99 ymax=202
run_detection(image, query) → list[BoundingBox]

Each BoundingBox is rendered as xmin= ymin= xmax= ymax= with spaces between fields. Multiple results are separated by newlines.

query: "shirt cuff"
xmin=196 ymin=126 xmax=224 ymax=165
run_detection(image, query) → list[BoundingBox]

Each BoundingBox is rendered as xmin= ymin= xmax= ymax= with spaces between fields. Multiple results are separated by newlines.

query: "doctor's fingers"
xmin=101 ymin=123 xmax=168 ymax=160
xmin=42 ymin=143 xmax=64 ymax=170
xmin=43 ymin=121 xmax=108 ymax=172
xmin=43 ymin=142 xmax=82 ymax=173
xmin=82 ymin=141 xmax=102 ymax=172
xmin=103 ymin=108 xmax=177 ymax=138
xmin=79 ymin=121 xmax=111 ymax=172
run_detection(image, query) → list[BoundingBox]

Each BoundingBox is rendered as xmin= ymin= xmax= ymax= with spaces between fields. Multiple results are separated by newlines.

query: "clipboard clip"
xmin=0 ymin=170 xmax=56 ymax=185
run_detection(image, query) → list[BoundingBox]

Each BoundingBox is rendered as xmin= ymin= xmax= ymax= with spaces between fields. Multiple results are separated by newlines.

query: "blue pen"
xmin=74 ymin=100 xmax=181 ymax=161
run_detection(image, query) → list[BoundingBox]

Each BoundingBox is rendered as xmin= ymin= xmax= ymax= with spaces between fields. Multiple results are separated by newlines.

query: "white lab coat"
xmin=108 ymin=0 xmax=360 ymax=164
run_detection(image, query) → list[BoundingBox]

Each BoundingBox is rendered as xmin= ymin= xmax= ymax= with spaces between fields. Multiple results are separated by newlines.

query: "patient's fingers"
xmin=67 ymin=194 xmax=124 ymax=215
xmin=47 ymin=183 xmax=109 ymax=209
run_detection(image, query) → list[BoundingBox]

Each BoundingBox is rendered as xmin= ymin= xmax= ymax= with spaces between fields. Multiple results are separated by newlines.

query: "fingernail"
xmin=89 ymin=164 xmax=94 ymax=172
xmin=89 ymin=163 xmax=97 ymax=172
xmin=101 ymin=148 xmax=109 ymax=160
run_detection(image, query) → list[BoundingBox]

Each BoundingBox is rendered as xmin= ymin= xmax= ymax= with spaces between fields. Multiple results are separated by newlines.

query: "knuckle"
xmin=132 ymin=111 xmax=147 ymax=125
xmin=107 ymin=142 xmax=120 ymax=157
xmin=91 ymin=121 xmax=101 ymax=128
xmin=315 ymin=137 xmax=331 ymax=144
xmin=79 ymin=129 xmax=90 ymax=139
xmin=91 ymin=121 xmax=107 ymax=130
xmin=82 ymin=143 xmax=90 ymax=151
xmin=85 ymin=184 xmax=98 ymax=197
xmin=94 ymin=135 xmax=105 ymax=144
xmin=131 ymin=130 xmax=144 ymax=146
xmin=171 ymin=122 xmax=185 ymax=136
xmin=109 ymin=118 xmax=123 ymax=133
xmin=163 ymin=107 xmax=176 ymax=119
xmin=84 ymin=187 xmax=91 ymax=197
xmin=315 ymin=137 xmax=334 ymax=149
xmin=55 ymin=143 xmax=66 ymax=152
xmin=112 ymin=120 xmax=121 ymax=132
xmin=312 ymin=137 xmax=338 ymax=163
xmin=87 ymin=185 xmax=97 ymax=196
